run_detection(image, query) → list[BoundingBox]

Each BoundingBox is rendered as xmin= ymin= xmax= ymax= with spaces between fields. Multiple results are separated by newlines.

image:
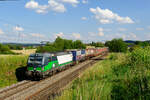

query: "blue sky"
xmin=0 ymin=0 xmax=150 ymax=43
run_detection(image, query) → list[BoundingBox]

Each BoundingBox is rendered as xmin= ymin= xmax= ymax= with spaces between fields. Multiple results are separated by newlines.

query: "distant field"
xmin=11 ymin=49 xmax=36 ymax=55
xmin=0 ymin=55 xmax=28 ymax=88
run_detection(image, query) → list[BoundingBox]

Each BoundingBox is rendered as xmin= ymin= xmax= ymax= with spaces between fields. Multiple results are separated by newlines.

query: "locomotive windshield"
xmin=27 ymin=53 xmax=53 ymax=67
xmin=27 ymin=55 xmax=43 ymax=66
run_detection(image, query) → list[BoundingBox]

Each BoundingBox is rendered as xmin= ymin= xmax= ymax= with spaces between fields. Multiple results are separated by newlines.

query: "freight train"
xmin=26 ymin=47 xmax=108 ymax=79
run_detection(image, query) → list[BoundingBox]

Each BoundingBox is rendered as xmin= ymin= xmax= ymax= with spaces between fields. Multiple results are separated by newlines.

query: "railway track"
xmin=0 ymin=54 xmax=107 ymax=100
xmin=0 ymin=81 xmax=37 ymax=100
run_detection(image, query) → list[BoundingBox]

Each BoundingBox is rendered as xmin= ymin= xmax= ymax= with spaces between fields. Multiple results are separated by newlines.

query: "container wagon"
xmin=86 ymin=48 xmax=95 ymax=59
xmin=71 ymin=50 xmax=86 ymax=64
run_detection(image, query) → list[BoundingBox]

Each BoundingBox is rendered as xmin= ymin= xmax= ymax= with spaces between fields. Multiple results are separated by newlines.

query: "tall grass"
xmin=111 ymin=47 xmax=150 ymax=100
xmin=56 ymin=47 xmax=150 ymax=100
xmin=56 ymin=53 xmax=127 ymax=100
xmin=0 ymin=55 xmax=28 ymax=88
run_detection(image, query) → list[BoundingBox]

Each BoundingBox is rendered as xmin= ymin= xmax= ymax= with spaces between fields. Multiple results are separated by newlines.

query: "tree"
xmin=53 ymin=37 xmax=65 ymax=51
xmin=73 ymin=40 xmax=86 ymax=49
xmin=90 ymin=41 xmax=104 ymax=47
xmin=64 ymin=39 xmax=73 ymax=49
xmin=105 ymin=38 xmax=127 ymax=52
xmin=0 ymin=44 xmax=14 ymax=54
xmin=135 ymin=41 xmax=149 ymax=47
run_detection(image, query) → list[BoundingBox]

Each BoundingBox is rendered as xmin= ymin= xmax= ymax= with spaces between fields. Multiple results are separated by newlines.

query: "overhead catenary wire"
xmin=0 ymin=17 xmax=52 ymax=43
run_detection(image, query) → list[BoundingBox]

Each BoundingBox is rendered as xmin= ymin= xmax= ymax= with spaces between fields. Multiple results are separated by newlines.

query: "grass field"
xmin=1 ymin=47 xmax=150 ymax=99
xmin=56 ymin=53 xmax=125 ymax=100
xmin=0 ymin=49 xmax=35 ymax=88
xmin=56 ymin=48 xmax=150 ymax=100
xmin=0 ymin=55 xmax=28 ymax=88
xmin=11 ymin=49 xmax=36 ymax=55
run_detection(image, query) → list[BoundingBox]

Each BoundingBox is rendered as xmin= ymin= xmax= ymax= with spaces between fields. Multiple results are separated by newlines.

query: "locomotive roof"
xmin=29 ymin=52 xmax=72 ymax=57
xmin=29 ymin=53 xmax=54 ymax=57
xmin=54 ymin=51 xmax=72 ymax=56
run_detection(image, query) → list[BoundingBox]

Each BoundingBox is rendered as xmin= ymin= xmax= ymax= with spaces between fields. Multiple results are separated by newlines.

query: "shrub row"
xmin=110 ymin=47 xmax=150 ymax=100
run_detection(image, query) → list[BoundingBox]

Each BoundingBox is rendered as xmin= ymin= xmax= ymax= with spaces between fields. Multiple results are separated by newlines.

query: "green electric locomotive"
xmin=26 ymin=52 xmax=73 ymax=78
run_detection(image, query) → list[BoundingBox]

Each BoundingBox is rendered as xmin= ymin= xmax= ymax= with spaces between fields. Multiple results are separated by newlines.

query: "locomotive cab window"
xmin=28 ymin=56 xmax=43 ymax=65
xmin=44 ymin=57 xmax=51 ymax=65
xmin=52 ymin=56 xmax=57 ymax=61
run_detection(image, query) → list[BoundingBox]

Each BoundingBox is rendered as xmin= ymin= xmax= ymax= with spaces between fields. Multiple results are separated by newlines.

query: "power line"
xmin=0 ymin=0 xmax=19 ymax=1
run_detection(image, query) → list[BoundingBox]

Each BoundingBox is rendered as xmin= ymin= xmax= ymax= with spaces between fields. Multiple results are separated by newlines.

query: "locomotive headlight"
xmin=42 ymin=67 xmax=44 ymax=71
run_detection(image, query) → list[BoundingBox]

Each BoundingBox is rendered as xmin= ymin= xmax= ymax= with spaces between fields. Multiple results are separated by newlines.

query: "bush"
xmin=0 ymin=44 xmax=15 ymax=54
xmin=7 ymin=44 xmax=23 ymax=50
xmin=129 ymin=47 xmax=150 ymax=67
xmin=111 ymin=47 xmax=150 ymax=100
xmin=111 ymin=73 xmax=150 ymax=100
xmin=129 ymin=45 xmax=141 ymax=52
xmin=105 ymin=38 xmax=127 ymax=53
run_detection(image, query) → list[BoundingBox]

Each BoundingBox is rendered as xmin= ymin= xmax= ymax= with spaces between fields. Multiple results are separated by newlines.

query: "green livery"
xmin=26 ymin=52 xmax=73 ymax=78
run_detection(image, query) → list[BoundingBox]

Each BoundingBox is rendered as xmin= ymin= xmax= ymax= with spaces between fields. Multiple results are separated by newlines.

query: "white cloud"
xmin=105 ymin=29 xmax=112 ymax=32
xmin=48 ymin=0 xmax=66 ymax=13
xmin=61 ymin=0 xmax=79 ymax=5
xmin=13 ymin=26 xmax=24 ymax=31
xmin=21 ymin=33 xmax=27 ymax=37
xmin=147 ymin=33 xmax=150 ymax=38
xmin=98 ymin=28 xmax=104 ymax=36
xmin=99 ymin=19 xmax=112 ymax=24
xmin=82 ymin=0 xmax=88 ymax=4
xmin=118 ymin=28 xmax=127 ymax=32
xmin=81 ymin=17 xmax=87 ymax=20
xmin=25 ymin=0 xmax=39 ymax=9
xmin=147 ymin=26 xmax=150 ymax=30
xmin=98 ymin=28 xmax=103 ymax=32
xmin=90 ymin=7 xmax=134 ymax=24
xmin=104 ymin=32 xmax=138 ymax=41
xmin=55 ymin=32 xmax=64 ymax=38
xmin=0 ymin=29 xmax=4 ymax=35
xmin=130 ymin=33 xmax=137 ymax=39
xmin=31 ymin=33 xmax=45 ymax=38
xmin=25 ymin=0 xmax=80 ymax=14
xmin=98 ymin=32 xmax=104 ymax=36
xmin=72 ymin=33 xmax=81 ymax=39
xmin=88 ymin=32 xmax=97 ymax=37
xmin=136 ymin=28 xmax=144 ymax=31
xmin=123 ymin=33 xmax=137 ymax=40
xmin=25 ymin=0 xmax=49 ymax=14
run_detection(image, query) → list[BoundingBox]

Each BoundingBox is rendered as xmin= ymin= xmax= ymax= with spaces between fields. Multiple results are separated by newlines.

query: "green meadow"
xmin=0 ymin=55 xmax=28 ymax=88
xmin=57 ymin=47 xmax=150 ymax=100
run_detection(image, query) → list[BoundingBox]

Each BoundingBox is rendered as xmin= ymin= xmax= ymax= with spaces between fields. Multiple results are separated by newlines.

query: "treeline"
xmin=105 ymin=38 xmax=150 ymax=53
xmin=36 ymin=37 xmax=86 ymax=53
xmin=0 ymin=44 xmax=14 ymax=54
xmin=6 ymin=44 xmax=23 ymax=50
xmin=0 ymin=44 xmax=32 ymax=54
xmin=88 ymin=42 xmax=105 ymax=47
xmin=1 ymin=37 xmax=150 ymax=54
xmin=0 ymin=37 xmax=106 ymax=54
xmin=126 ymin=40 xmax=150 ymax=47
